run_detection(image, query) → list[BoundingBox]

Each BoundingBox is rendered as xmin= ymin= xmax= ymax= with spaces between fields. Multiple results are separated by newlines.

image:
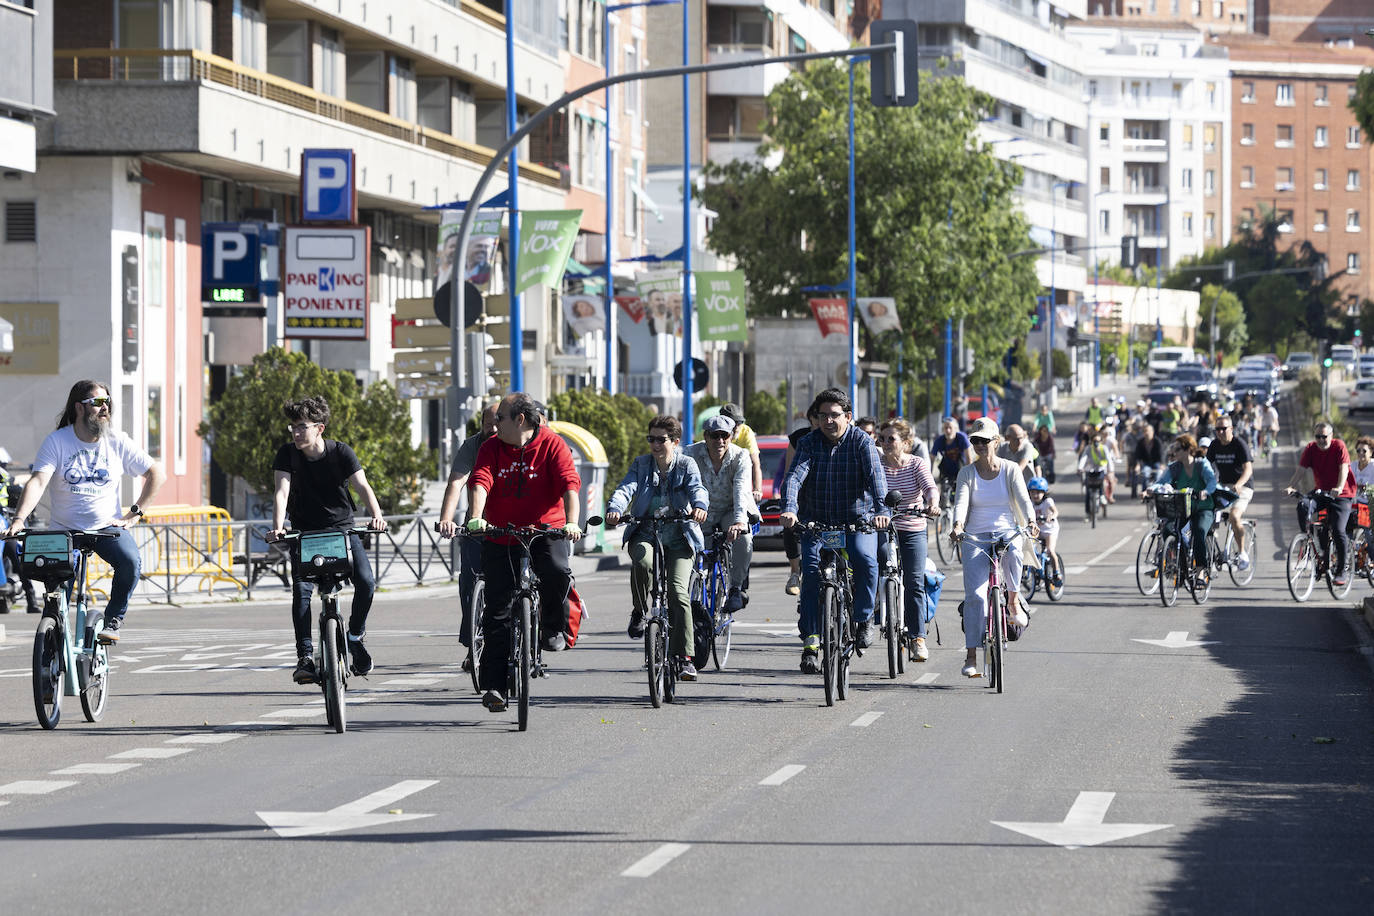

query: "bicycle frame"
xmin=46 ymin=550 xmax=100 ymax=700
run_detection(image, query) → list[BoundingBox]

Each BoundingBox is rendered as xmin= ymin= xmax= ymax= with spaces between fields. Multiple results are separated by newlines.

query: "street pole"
xmin=602 ymin=5 xmax=615 ymax=393
xmin=505 ymin=0 xmax=523 ymax=392
xmin=847 ymin=57 xmax=865 ymax=410
xmin=943 ymin=318 xmax=952 ymax=419
xmin=681 ymin=0 xmax=694 ymax=436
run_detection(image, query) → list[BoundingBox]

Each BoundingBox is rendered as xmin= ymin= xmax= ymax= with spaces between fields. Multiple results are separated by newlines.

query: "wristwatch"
xmin=129 ymin=504 xmax=144 ymax=517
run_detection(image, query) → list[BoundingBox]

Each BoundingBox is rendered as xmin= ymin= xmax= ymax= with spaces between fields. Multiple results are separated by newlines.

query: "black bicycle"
xmin=797 ymin=520 xmax=879 ymax=706
xmin=1082 ymin=466 xmax=1108 ymax=527
xmin=277 ymin=527 xmax=373 ymax=734
xmin=614 ymin=510 xmax=693 ymax=708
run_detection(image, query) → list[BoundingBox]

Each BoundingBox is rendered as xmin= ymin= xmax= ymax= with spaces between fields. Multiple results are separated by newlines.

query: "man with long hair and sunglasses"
xmin=5 ymin=380 xmax=165 ymax=641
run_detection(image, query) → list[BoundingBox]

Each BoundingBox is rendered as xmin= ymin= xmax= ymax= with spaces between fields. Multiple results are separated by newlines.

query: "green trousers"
xmin=629 ymin=538 xmax=694 ymax=656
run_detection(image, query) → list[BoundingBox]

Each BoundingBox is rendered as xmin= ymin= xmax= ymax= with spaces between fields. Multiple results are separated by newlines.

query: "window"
xmin=1315 ymin=126 xmax=1328 ymax=147
xmin=4 ymin=200 xmax=36 ymax=242
xmin=1204 ymin=125 xmax=1216 ymax=152
xmin=1182 ymin=124 xmax=1193 ymax=149
xmin=1240 ymin=207 xmax=1254 ymax=228
xmin=1192 ymin=0 xmax=1201 ymax=14
xmin=1099 ymin=122 xmax=1110 ymax=142
xmin=319 ymin=27 xmax=342 ymax=97
xmin=1276 ymin=167 xmax=1294 ymax=190
xmin=1241 ymin=123 xmax=1254 ymax=145
xmin=1205 ymin=82 xmax=1217 ymax=107
xmin=1240 ymin=165 xmax=1253 ymax=188
xmin=1315 ymin=209 xmax=1328 ymax=231
xmin=624 ymin=39 xmax=641 ymax=117
xmin=1099 ymin=209 xmax=1111 ymax=233
xmin=1100 ymin=166 xmax=1111 ymax=188
xmin=1315 ymin=84 xmax=1329 ymax=105
xmin=235 ymin=0 xmax=265 ymax=71
xmin=1205 ymin=212 xmax=1215 ymax=238
xmin=1241 ymin=81 xmax=1255 ymax=102
xmin=1204 ymin=169 xmax=1215 ymax=195
xmin=1349 ymin=125 xmax=1362 ymax=148
xmin=1087 ymin=79 xmax=1097 ymax=99
xmin=1182 ymin=211 xmax=1194 ymax=236
xmin=1181 ymin=168 xmax=1193 ymax=191
xmin=1276 ymin=83 xmax=1293 ymax=105
xmin=1277 ymin=210 xmax=1294 ymax=232
xmin=1212 ymin=0 xmax=1222 ymax=15
xmin=1142 ymin=44 xmax=1158 ymax=57
xmin=1348 ymin=169 xmax=1362 ymax=191
xmin=1316 ymin=168 xmax=1328 ymax=190
xmin=1171 ymin=82 xmax=1182 ymax=102
xmin=1348 ymin=209 xmax=1360 ymax=230
xmin=390 ymin=56 xmax=415 ymax=121
xmin=266 ymin=22 xmax=309 ymax=85
xmin=1349 ymin=253 xmax=1361 ymax=274
xmin=1276 ymin=124 xmax=1293 ymax=147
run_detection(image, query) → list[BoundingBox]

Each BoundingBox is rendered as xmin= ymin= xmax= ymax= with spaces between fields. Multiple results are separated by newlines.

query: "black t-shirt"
xmin=272 ymin=440 xmax=364 ymax=531
xmin=787 ymin=425 xmax=811 ymax=449
xmin=1133 ymin=437 xmax=1164 ymax=466
xmin=1206 ymin=438 xmax=1251 ymax=487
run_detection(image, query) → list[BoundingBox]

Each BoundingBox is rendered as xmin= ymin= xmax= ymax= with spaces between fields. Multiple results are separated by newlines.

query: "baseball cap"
xmin=967 ymin=417 xmax=999 ymax=441
xmin=703 ymin=415 xmax=736 ymax=436
xmin=720 ymin=403 xmax=745 ymax=424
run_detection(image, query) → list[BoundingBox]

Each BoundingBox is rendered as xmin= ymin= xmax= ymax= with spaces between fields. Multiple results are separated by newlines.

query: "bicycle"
xmin=1213 ymin=488 xmax=1258 ymax=587
xmin=688 ymin=526 xmax=735 ymax=672
xmin=13 ymin=529 xmax=122 ymax=729
xmin=1135 ymin=495 xmax=1170 ymax=597
xmin=1285 ymin=490 xmax=1351 ymax=602
xmin=277 ymin=527 xmax=373 ymax=734
xmin=933 ymin=477 xmax=958 ymax=566
xmin=615 ymin=510 xmax=693 ymax=709
xmin=953 ymin=528 xmax=1028 ymax=694
xmin=798 ymin=520 xmax=876 ymax=706
xmin=1082 ymin=467 xmax=1108 ymax=527
xmin=1350 ymin=499 xmax=1374 ymax=586
xmin=1151 ymin=489 xmax=1219 ymax=607
xmin=1020 ymin=533 xmax=1064 ymax=602
xmin=877 ymin=494 xmax=938 ymax=678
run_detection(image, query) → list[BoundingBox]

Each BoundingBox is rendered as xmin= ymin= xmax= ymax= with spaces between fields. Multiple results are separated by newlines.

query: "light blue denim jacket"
xmin=606 ymin=451 xmax=709 ymax=554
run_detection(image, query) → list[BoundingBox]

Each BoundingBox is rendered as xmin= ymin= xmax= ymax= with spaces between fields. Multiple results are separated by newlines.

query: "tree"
xmin=1351 ymin=69 xmax=1374 ymax=146
xmin=1359 ymin=299 xmax=1374 ymax=345
xmin=545 ymin=388 xmax=656 ymax=489
xmin=697 ymin=60 xmax=1041 ymax=401
xmin=1009 ymin=338 xmax=1041 ymax=384
xmin=197 ymin=348 xmax=433 ymax=515
xmin=743 ymin=388 xmax=786 ymax=435
xmin=1195 ymin=283 xmax=1249 ymax=364
xmin=1246 ymin=274 xmax=1305 ymax=351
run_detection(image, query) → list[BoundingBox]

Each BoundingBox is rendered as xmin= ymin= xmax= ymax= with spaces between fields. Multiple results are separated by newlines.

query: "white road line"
xmin=262 ymin=707 xmax=326 ymax=718
xmin=762 ymin=630 xmax=796 ymax=637
xmin=1084 ymin=536 xmax=1132 ymax=567
xmin=621 ymin=843 xmax=692 ymax=878
xmin=382 ymin=678 xmax=441 ymax=686
xmin=915 ymin=673 xmax=940 ymax=685
xmin=226 ymin=721 xmax=289 ymax=728
xmin=850 ymin=712 xmax=883 ymax=727
xmin=759 ymin=764 xmax=806 ymax=786
xmin=1066 ymin=566 xmax=1089 ymax=575
xmin=0 ymin=780 xmax=79 ymax=794
xmin=51 ymin=763 xmax=141 ymax=775
xmin=167 ymin=734 xmax=244 ymax=744
xmin=109 ymin=747 xmax=195 ymax=760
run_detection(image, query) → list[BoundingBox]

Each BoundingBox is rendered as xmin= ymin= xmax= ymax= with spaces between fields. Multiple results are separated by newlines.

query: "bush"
xmin=196 ymin=348 xmax=433 ymax=516
xmin=546 ymin=388 xmax=657 ymax=490
xmin=1051 ymin=349 xmax=1072 ymax=379
xmin=744 ymin=388 xmax=787 ymax=435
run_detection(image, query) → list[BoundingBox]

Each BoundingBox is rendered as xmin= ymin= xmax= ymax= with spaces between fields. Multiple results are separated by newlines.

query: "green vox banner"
xmin=514 ymin=210 xmax=582 ymax=294
xmin=693 ymin=270 xmax=748 ymax=342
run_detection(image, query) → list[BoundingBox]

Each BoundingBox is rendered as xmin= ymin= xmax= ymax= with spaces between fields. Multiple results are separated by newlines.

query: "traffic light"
xmin=1067 ymin=325 xmax=1079 ymax=347
xmin=1121 ymin=236 xmax=1139 ymax=269
xmin=467 ymin=331 xmax=498 ymax=396
xmin=870 ymin=19 xmax=919 ymax=108
xmin=1029 ymin=306 xmax=1041 ymax=331
xmin=1323 ymin=356 xmax=1334 ymax=369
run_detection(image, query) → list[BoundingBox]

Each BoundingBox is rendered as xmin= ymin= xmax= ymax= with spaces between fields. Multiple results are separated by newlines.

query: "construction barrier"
xmin=88 ymin=505 xmax=246 ymax=599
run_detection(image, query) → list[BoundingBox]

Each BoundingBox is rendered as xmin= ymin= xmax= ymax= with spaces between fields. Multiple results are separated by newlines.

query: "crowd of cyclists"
xmin=7 ymin=366 xmax=1373 ymax=719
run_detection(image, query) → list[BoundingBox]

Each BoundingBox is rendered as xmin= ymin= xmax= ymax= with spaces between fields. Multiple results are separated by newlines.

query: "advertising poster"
xmin=693 ymin=271 xmax=748 ymax=342
xmin=808 ymin=297 xmax=849 ymax=338
xmin=564 ymin=294 xmax=606 ymax=337
xmin=515 ymin=210 xmax=582 ymax=294
xmin=856 ymin=297 xmax=901 ymax=334
xmin=636 ymin=269 xmax=682 ymax=336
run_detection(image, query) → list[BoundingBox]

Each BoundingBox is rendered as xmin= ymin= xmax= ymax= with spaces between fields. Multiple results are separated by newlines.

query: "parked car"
xmin=1147 ymin=346 xmax=1197 ymax=384
xmin=755 ymin=435 xmax=791 ymax=546
xmin=1231 ymin=373 xmax=1279 ymax=404
xmin=1283 ymin=351 xmax=1315 ymax=379
xmin=1144 ymin=387 xmax=1182 ymax=408
xmin=1349 ymin=380 xmax=1374 ymax=413
xmin=1237 ymin=355 xmax=1281 ymax=381
xmin=1358 ymin=354 xmax=1374 ymax=379
xmin=965 ymin=391 xmax=1002 ymax=424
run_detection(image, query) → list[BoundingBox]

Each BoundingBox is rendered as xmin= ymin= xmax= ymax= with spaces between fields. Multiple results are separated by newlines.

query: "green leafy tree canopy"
xmin=546 ymin=388 xmax=657 ymax=491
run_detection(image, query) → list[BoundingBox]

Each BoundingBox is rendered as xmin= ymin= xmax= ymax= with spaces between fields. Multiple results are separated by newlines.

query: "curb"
xmin=572 ymin=551 xmax=625 ymax=576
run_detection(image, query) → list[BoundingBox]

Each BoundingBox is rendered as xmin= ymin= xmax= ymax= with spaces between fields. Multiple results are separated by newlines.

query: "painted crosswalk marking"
xmin=759 ymin=765 xmax=806 ymax=786
xmin=621 ymin=843 xmax=691 ymax=878
xmin=51 ymin=763 xmax=141 ymax=776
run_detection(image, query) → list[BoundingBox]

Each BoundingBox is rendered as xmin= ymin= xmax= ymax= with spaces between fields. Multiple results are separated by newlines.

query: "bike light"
xmin=313 ymin=555 xmax=325 ymax=567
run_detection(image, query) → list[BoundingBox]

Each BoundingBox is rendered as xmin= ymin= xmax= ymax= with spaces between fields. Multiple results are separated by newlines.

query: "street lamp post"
xmin=1049 ymin=180 xmax=1080 ymax=399
xmin=505 ymin=0 xmax=524 ymax=392
xmin=847 ymin=56 xmax=867 ymax=410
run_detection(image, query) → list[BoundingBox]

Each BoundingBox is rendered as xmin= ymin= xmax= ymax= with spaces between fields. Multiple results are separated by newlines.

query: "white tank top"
xmin=965 ymin=465 xmax=1017 ymax=535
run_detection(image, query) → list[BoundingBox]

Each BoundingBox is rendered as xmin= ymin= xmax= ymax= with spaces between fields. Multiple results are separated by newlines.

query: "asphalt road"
xmin=0 ymin=429 xmax=1371 ymax=914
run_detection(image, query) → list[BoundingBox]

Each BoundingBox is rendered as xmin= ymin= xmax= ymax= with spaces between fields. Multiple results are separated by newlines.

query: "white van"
xmin=1147 ymin=346 xmax=1198 ymax=384
xmin=1330 ymin=345 xmax=1358 ymax=374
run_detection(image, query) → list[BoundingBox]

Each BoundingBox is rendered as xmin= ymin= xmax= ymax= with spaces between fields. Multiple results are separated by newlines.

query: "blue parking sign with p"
xmin=301 ymin=149 xmax=356 ymax=222
xmin=201 ymin=222 xmax=261 ymax=302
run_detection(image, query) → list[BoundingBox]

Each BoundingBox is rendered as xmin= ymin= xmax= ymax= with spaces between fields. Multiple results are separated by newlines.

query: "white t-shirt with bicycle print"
xmin=32 ymin=427 xmax=154 ymax=530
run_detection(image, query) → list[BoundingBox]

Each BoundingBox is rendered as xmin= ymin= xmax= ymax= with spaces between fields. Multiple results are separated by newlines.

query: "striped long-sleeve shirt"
xmin=782 ymin=426 xmax=889 ymax=525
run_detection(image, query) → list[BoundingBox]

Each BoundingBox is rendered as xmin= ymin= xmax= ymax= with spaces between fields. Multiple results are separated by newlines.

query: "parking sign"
xmin=201 ymin=222 xmax=261 ymax=306
xmin=300 ymin=149 xmax=356 ymax=222
xmin=283 ymin=226 xmax=370 ymax=340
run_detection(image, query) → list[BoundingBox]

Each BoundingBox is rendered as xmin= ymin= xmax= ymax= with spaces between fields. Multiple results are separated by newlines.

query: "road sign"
xmin=201 ymin=222 xmax=261 ymax=304
xmin=674 ymin=357 xmax=709 ymax=392
xmin=300 ymin=149 xmax=357 ymax=222
xmin=391 ymin=323 xmax=453 ymax=349
xmin=283 ymin=226 xmax=369 ymax=339
xmin=393 ymin=349 xmax=451 ymax=375
xmin=870 ymin=20 xmax=919 ymax=108
xmin=396 ymin=375 xmax=452 ymax=400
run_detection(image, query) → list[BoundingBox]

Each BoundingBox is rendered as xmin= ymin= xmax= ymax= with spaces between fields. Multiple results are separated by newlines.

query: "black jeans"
xmin=479 ymin=538 xmax=572 ymax=692
xmin=291 ymin=532 xmax=374 ymax=656
xmin=1298 ymin=494 xmax=1351 ymax=574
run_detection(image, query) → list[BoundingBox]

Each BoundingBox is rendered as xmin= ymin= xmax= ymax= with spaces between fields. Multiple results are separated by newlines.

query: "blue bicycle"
xmin=689 ymin=526 xmax=736 ymax=672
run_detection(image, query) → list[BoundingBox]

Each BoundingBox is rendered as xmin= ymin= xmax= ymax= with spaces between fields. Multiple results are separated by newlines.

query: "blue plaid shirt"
xmin=782 ymin=426 xmax=889 ymax=525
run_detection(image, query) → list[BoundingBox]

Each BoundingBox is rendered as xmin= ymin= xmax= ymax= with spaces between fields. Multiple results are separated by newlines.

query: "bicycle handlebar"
xmin=432 ymin=521 xmax=581 ymax=540
xmin=272 ymin=526 xmax=374 ymax=542
xmin=795 ymin=520 xmax=881 ymax=534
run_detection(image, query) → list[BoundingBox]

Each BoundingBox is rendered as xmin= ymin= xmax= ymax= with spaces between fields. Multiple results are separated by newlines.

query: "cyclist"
xmin=1348 ymin=436 xmax=1374 ymax=539
xmin=1084 ymin=396 xmax=1106 ymax=427
xmin=1132 ymin=422 xmax=1166 ymax=490
xmin=0 ymin=447 xmax=40 ymax=614
xmin=997 ymin=424 xmax=1036 ymax=482
xmin=605 ymin=415 xmax=709 ymax=681
xmin=1153 ymin=434 xmax=1219 ymax=588
xmin=950 ymin=418 xmax=1035 ymax=678
xmin=1259 ymin=400 xmax=1280 ymax=453
xmin=1077 ymin=426 xmax=1117 ymax=505
xmin=781 ymin=404 xmax=821 ymax=596
xmin=1159 ymin=397 xmax=1183 ymax=444
xmin=1284 ymin=421 xmax=1354 ymax=586
xmin=436 ymin=401 xmax=500 ymax=672
xmin=877 ymin=418 xmax=939 ymax=661
xmin=931 ymin=416 xmax=974 ymax=487
xmin=1027 ymin=476 xmax=1059 ymax=585
xmin=467 ymin=392 xmax=583 ymax=712
xmin=269 ymin=396 xmax=388 ymax=682
xmin=720 ymin=403 xmax=763 ymax=507
xmin=1032 ymin=403 xmax=1056 ymax=436
xmin=856 ymin=416 xmax=879 ymax=439
xmin=1030 ymin=424 xmax=1056 ymax=483
xmin=685 ymin=414 xmax=752 ymax=613
xmin=1205 ymin=416 xmax=1254 ymax=570
xmin=781 ymin=388 xmax=890 ymax=674
xmin=5 ymin=380 xmax=165 ymax=642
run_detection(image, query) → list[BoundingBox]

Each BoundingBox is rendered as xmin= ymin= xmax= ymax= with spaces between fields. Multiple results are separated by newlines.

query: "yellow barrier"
xmin=88 ymin=505 xmax=246 ymax=593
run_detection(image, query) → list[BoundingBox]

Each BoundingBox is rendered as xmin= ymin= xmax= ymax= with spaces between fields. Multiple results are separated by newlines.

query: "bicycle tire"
xmin=1160 ymin=535 xmax=1181 ymax=607
xmin=713 ymin=611 xmax=733 ymax=670
xmin=690 ymin=566 xmax=714 ymax=671
xmin=1224 ymin=524 xmax=1256 ymax=586
xmin=994 ymin=594 xmax=1006 ymax=695
xmin=821 ymin=585 xmax=838 ymax=707
xmin=467 ymin=578 xmax=484 ymax=694
xmin=1021 ymin=562 xmax=1038 ymax=602
xmin=1136 ymin=530 xmax=1162 ymax=597
xmin=1190 ymin=547 xmax=1211 ymax=605
xmin=80 ymin=638 xmax=109 ymax=723
xmin=883 ymin=576 xmax=900 ymax=679
xmin=1328 ymin=542 xmax=1354 ymax=599
xmin=935 ymin=513 xmax=954 ymax=565
xmin=836 ymin=598 xmax=851 ymax=702
xmin=645 ymin=617 xmax=665 ymax=708
xmin=1286 ymin=533 xmax=1316 ymax=602
xmin=1357 ymin=527 xmax=1374 ymax=585
xmin=32 ymin=612 xmax=63 ymax=730
xmin=322 ymin=616 xmax=346 ymax=734
xmin=517 ymin=597 xmax=532 ymax=731
xmin=1045 ymin=553 xmax=1065 ymax=601
xmin=1086 ymin=488 xmax=1097 ymax=528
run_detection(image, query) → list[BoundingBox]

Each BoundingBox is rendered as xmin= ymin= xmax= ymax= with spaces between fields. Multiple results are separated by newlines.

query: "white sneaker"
xmin=1012 ymin=606 xmax=1030 ymax=628
xmin=913 ymin=637 xmax=929 ymax=662
xmin=1235 ymin=552 xmax=1250 ymax=571
xmin=961 ymin=662 xmax=981 ymax=678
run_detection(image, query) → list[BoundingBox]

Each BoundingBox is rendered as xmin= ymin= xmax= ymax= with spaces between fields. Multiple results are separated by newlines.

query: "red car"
xmin=755 ymin=435 xmax=790 ymax=546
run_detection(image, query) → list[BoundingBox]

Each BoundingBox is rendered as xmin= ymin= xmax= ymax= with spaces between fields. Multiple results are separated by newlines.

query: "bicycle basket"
xmin=1359 ymin=502 xmax=1371 ymax=529
xmin=1153 ymin=491 xmax=1192 ymax=520
xmin=294 ymin=531 xmax=352 ymax=580
xmin=21 ymin=531 xmax=75 ymax=584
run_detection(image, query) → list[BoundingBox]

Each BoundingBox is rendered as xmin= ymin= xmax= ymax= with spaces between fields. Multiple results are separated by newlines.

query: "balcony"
xmin=707 ymin=46 xmax=790 ymax=99
xmin=1122 ymin=138 xmax=1167 ymax=162
xmin=1121 ymin=184 xmax=1168 ymax=205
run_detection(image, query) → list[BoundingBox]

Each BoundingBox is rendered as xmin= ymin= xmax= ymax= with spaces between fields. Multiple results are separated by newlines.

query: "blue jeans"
xmin=93 ymin=526 xmax=141 ymax=622
xmin=894 ymin=528 xmax=929 ymax=639
xmin=799 ymin=529 xmax=878 ymax=640
xmin=291 ymin=532 xmax=375 ymax=656
xmin=457 ymin=535 xmax=482 ymax=648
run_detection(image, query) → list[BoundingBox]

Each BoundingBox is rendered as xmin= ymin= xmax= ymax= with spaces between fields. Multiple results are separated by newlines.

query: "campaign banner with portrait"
xmin=514 ymin=209 xmax=582 ymax=294
xmin=636 ymin=269 xmax=682 ymax=336
xmin=564 ymin=294 xmax=606 ymax=337
xmin=693 ymin=270 xmax=748 ymax=342
xmin=437 ymin=209 xmax=503 ymax=292
xmin=856 ymin=297 xmax=901 ymax=334
xmin=808 ymin=298 xmax=849 ymax=338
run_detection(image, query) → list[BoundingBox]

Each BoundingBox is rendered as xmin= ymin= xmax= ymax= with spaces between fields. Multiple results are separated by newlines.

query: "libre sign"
xmin=283 ymin=227 xmax=370 ymax=340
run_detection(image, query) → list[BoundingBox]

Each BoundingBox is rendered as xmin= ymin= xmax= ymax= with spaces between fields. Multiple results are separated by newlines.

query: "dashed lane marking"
xmin=167 ymin=734 xmax=244 ymax=744
xmin=759 ymin=765 xmax=806 ymax=786
xmin=850 ymin=712 xmax=883 ymax=727
xmin=621 ymin=843 xmax=692 ymax=878
xmin=108 ymin=747 xmax=195 ymax=760
xmin=915 ymin=673 xmax=940 ymax=685
xmin=0 ymin=780 xmax=79 ymax=795
xmin=51 ymin=763 xmax=141 ymax=776
xmin=262 ymin=708 xmax=326 ymax=718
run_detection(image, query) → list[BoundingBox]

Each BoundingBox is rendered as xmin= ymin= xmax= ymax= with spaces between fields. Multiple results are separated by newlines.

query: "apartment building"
xmin=1087 ymin=0 xmax=1252 ymax=33
xmin=0 ymin=0 xmax=52 ymax=174
xmin=0 ymin=0 xmax=594 ymax=508
xmin=1069 ymin=22 xmax=1232 ymax=272
xmin=1254 ymin=0 xmax=1371 ymax=43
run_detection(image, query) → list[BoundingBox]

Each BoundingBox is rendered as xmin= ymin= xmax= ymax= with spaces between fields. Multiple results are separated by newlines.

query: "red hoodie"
xmin=470 ymin=425 xmax=581 ymax=529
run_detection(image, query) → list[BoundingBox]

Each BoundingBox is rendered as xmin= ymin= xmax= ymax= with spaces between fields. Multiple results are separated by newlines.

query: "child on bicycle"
xmin=1027 ymin=476 xmax=1060 ymax=584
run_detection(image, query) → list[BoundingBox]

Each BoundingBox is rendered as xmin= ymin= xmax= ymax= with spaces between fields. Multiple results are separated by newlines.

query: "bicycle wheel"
xmin=820 ymin=585 xmax=839 ymax=707
xmin=882 ymin=576 xmax=900 ymax=679
xmin=1190 ymin=547 xmax=1211 ymax=605
xmin=1136 ymin=530 xmax=1162 ymax=597
xmin=1160 ymin=535 xmax=1181 ymax=607
xmin=32 ymin=612 xmax=63 ymax=730
xmin=467 ymin=578 xmax=484 ymax=694
xmin=1357 ymin=527 xmax=1374 ymax=585
xmin=1086 ymin=489 xmax=1097 ymax=528
xmin=994 ymin=593 xmax=1006 ymax=695
xmin=1328 ymin=540 xmax=1354 ymax=599
xmin=935 ymin=513 xmax=954 ymax=565
xmin=1046 ymin=553 xmax=1065 ymax=601
xmin=1020 ymin=562 xmax=1038 ymax=602
xmin=517 ymin=597 xmax=532 ymax=731
xmin=1225 ymin=525 xmax=1256 ymax=587
xmin=1286 ymin=533 xmax=1316 ymax=602
xmin=645 ymin=616 xmax=665 ymax=708
xmin=836 ymin=600 xmax=851 ymax=702
xmin=690 ymin=568 xmax=714 ymax=672
xmin=712 ymin=610 xmax=733 ymax=671
xmin=984 ymin=586 xmax=1003 ymax=691
xmin=80 ymin=639 xmax=109 ymax=723
xmin=322 ymin=616 xmax=346 ymax=734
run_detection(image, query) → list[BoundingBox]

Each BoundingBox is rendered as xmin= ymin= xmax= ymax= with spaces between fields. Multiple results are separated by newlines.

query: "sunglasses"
xmin=1315 ymin=434 xmax=1331 ymax=441
xmin=706 ymin=431 xmax=731 ymax=441
xmin=878 ymin=434 xmax=901 ymax=443
xmin=80 ymin=396 xmax=112 ymax=408
xmin=971 ymin=438 xmax=994 ymax=447
xmin=646 ymin=435 xmax=669 ymax=444
xmin=1215 ymin=426 xmax=1232 ymax=431
xmin=287 ymin=423 xmax=319 ymax=434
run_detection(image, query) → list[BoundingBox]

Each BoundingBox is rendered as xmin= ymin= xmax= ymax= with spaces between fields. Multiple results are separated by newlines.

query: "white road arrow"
xmin=993 ymin=792 xmax=1171 ymax=849
xmin=257 ymin=779 xmax=438 ymax=838
xmin=1132 ymin=630 xmax=1216 ymax=649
